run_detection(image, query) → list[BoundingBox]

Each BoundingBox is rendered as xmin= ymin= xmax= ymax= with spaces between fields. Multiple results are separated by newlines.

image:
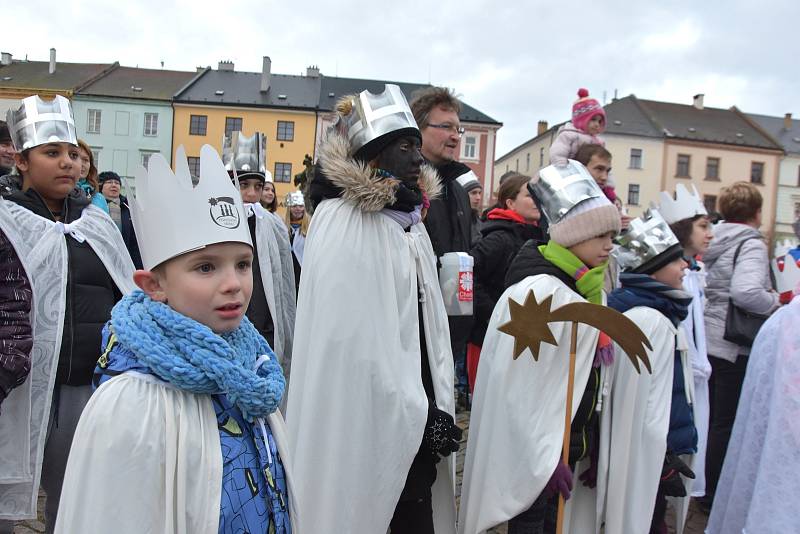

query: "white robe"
xmin=0 ymin=200 xmax=135 ymax=520
xmin=706 ymin=297 xmax=800 ymax=534
xmin=53 ymin=372 xmax=300 ymax=534
xmin=249 ymin=208 xmax=296 ymax=378
xmin=458 ymin=274 xmax=600 ymax=534
xmin=595 ymin=306 xmax=675 ymax=534
xmin=286 ymin=197 xmax=457 ymax=534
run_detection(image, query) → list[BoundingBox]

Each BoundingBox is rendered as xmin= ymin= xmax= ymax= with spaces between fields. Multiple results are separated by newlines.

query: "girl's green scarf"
xmin=538 ymin=241 xmax=606 ymax=304
xmin=539 ymin=240 xmax=613 ymax=365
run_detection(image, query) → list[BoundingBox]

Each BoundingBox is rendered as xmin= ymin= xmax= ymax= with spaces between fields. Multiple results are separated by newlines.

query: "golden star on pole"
xmin=497 ymin=291 xmax=558 ymax=361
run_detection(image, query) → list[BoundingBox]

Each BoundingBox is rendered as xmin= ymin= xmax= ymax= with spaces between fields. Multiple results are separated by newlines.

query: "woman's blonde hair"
xmin=285 ymin=206 xmax=310 ymax=237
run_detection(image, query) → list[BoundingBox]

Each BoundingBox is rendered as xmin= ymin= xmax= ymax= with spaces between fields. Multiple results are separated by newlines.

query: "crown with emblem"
xmin=530 ymin=159 xmax=606 ymax=224
xmin=128 ymin=144 xmax=252 ymax=270
xmin=6 ymin=95 xmax=78 ymax=151
xmin=331 ymin=83 xmax=420 ymax=159
xmin=773 ymin=252 xmax=800 ymax=294
xmin=656 ymin=184 xmax=708 ymax=225
xmin=613 ymin=208 xmax=681 ymax=272
xmin=222 ymin=131 xmax=268 ymax=181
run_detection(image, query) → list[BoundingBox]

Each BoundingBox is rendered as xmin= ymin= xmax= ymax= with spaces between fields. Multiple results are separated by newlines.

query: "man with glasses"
xmin=411 ymin=87 xmax=475 ymax=410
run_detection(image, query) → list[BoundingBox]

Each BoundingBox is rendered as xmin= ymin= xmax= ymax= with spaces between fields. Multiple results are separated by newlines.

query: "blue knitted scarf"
xmin=111 ymin=290 xmax=285 ymax=421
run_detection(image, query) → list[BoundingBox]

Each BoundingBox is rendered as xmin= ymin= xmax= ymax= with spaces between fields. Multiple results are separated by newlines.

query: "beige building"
xmin=747 ymin=112 xmax=800 ymax=242
xmin=495 ymin=94 xmax=785 ymax=238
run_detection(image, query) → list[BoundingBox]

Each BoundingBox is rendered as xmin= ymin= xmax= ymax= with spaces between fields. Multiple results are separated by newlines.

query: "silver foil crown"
xmin=531 ymin=160 xmax=605 ymax=224
xmin=334 ymin=84 xmax=418 ymax=157
xmin=613 ymin=208 xmax=680 ymax=272
xmin=6 ymin=95 xmax=78 ymax=151
xmin=222 ymin=131 xmax=267 ymax=176
xmin=285 ymin=191 xmax=304 ymax=207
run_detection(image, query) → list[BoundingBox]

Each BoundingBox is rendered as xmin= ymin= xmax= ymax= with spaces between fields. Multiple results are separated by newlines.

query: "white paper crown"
xmin=222 ymin=131 xmax=267 ymax=178
xmin=773 ymin=252 xmax=800 ymax=294
xmin=333 ymin=84 xmax=419 ymax=157
xmin=285 ymin=191 xmax=304 ymax=207
xmin=613 ymin=208 xmax=681 ymax=272
xmin=6 ymin=95 xmax=78 ymax=151
xmin=129 ymin=144 xmax=252 ymax=270
xmin=531 ymin=160 xmax=606 ymax=224
xmin=656 ymin=184 xmax=707 ymax=224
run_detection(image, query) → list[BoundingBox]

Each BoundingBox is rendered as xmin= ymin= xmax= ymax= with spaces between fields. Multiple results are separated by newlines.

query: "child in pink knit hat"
xmin=549 ymin=88 xmax=606 ymax=166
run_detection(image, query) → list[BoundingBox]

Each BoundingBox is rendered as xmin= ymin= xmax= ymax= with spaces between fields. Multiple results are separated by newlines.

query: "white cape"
xmin=286 ymin=198 xmax=456 ymax=534
xmin=458 ymin=274 xmax=599 ymax=534
xmin=0 ymin=201 xmax=135 ymax=520
xmin=251 ymin=209 xmax=296 ymax=378
xmin=595 ymin=306 xmax=675 ymax=534
xmin=54 ymin=372 xmax=299 ymax=533
xmin=706 ymin=297 xmax=800 ymax=534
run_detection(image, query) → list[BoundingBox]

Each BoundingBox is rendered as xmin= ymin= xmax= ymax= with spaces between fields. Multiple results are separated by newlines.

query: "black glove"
xmin=659 ymin=451 xmax=695 ymax=497
xmin=422 ymin=406 xmax=462 ymax=461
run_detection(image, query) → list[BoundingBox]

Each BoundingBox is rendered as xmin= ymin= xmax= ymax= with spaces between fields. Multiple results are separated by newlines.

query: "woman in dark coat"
xmin=469 ymin=173 xmax=544 ymax=349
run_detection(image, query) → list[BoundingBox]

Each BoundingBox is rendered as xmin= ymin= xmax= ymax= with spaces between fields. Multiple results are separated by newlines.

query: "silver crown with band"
xmin=6 ymin=95 xmax=78 ymax=151
xmin=222 ymin=131 xmax=268 ymax=179
xmin=530 ymin=160 xmax=606 ymax=224
xmin=332 ymin=84 xmax=418 ymax=157
xmin=613 ymin=208 xmax=680 ymax=272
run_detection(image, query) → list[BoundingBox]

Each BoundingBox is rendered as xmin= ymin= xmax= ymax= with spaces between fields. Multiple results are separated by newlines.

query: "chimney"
xmin=306 ymin=65 xmax=320 ymax=78
xmin=693 ymin=93 xmax=704 ymax=110
xmin=260 ymin=56 xmax=271 ymax=93
xmin=537 ymin=120 xmax=548 ymax=136
xmin=0 ymin=52 xmax=11 ymax=66
xmin=784 ymin=113 xmax=793 ymax=130
xmin=217 ymin=60 xmax=234 ymax=71
xmin=196 ymin=66 xmax=205 ymax=73
xmin=49 ymin=48 xmax=56 ymax=74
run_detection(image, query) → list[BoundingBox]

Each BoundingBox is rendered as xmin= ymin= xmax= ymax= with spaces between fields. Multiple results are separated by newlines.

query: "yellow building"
xmin=172 ymin=60 xmax=319 ymax=215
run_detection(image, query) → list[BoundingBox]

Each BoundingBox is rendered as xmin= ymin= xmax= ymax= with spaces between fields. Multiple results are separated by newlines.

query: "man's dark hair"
xmin=410 ymin=87 xmax=462 ymax=129
xmin=573 ymin=144 xmax=612 ymax=166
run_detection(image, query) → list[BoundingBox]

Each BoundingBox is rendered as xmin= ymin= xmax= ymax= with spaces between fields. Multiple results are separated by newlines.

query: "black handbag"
xmin=723 ymin=239 xmax=770 ymax=347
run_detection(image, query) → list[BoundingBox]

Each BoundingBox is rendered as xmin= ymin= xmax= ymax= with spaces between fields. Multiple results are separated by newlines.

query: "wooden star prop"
xmin=497 ymin=289 xmax=653 ymax=373
xmin=497 ymin=291 xmax=558 ymax=361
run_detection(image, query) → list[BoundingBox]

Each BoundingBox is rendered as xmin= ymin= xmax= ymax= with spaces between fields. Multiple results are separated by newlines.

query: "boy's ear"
xmin=133 ymin=269 xmax=167 ymax=302
xmin=14 ymin=152 xmax=29 ymax=173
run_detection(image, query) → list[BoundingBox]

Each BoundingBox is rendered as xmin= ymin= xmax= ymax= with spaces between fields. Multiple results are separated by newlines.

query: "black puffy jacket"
xmin=3 ymin=188 xmax=122 ymax=386
xmin=469 ymin=212 xmax=543 ymax=345
xmin=505 ymin=242 xmax=600 ymax=464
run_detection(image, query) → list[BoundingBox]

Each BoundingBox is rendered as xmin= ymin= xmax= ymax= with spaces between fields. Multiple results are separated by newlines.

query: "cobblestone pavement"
xmin=14 ymin=409 xmax=706 ymax=533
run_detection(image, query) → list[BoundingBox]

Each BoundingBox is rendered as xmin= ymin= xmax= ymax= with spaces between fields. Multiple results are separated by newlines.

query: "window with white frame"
xmin=140 ymin=151 xmax=158 ymax=168
xmin=87 ymin=109 xmax=102 ymax=133
xmin=629 ymin=148 xmax=643 ymax=169
xmin=91 ymin=148 xmax=101 ymax=166
xmin=274 ymin=162 xmax=292 ymax=183
xmin=187 ymin=156 xmax=201 ymax=179
xmin=463 ymin=135 xmax=477 ymax=159
xmin=143 ymin=113 xmax=158 ymax=136
xmin=277 ymin=121 xmax=294 ymax=141
xmin=627 ymin=184 xmax=640 ymax=206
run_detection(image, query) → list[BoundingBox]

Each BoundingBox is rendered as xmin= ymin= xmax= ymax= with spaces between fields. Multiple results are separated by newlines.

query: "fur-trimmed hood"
xmin=316 ymin=131 xmax=442 ymax=212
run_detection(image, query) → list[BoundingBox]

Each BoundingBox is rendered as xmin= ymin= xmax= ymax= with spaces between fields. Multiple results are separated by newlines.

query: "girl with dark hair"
xmin=260 ymin=181 xmax=278 ymax=213
xmin=0 ymin=96 xmax=135 ymax=531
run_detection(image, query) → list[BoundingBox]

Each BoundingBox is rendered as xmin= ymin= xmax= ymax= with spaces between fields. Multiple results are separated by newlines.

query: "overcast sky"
xmin=7 ymin=0 xmax=797 ymax=157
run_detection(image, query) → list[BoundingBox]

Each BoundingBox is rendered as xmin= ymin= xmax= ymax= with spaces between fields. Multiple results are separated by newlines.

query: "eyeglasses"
xmin=427 ymin=123 xmax=465 ymax=137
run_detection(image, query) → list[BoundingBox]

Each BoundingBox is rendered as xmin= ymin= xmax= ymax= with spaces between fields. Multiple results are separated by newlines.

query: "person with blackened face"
xmin=290 ymin=84 xmax=461 ymax=534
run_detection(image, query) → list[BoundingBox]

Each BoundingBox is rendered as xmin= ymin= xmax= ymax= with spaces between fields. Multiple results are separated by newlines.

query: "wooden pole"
xmin=556 ymin=321 xmax=579 ymax=534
